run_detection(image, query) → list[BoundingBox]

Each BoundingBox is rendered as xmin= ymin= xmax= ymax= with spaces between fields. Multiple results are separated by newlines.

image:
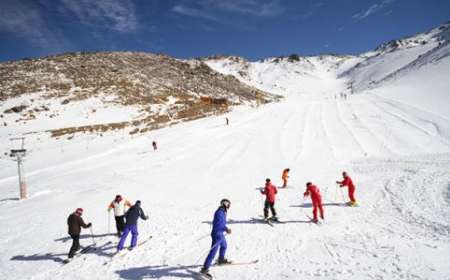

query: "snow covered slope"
xmin=0 ymin=23 xmax=450 ymax=280
xmin=204 ymin=54 xmax=352 ymax=97
xmin=341 ymin=21 xmax=450 ymax=92
xmin=204 ymin=22 xmax=450 ymax=101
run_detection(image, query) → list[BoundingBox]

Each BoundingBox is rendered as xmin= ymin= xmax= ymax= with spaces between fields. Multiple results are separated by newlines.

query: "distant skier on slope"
xmin=281 ymin=168 xmax=290 ymax=188
xmin=260 ymin=178 xmax=278 ymax=221
xmin=336 ymin=171 xmax=357 ymax=206
xmin=152 ymin=141 xmax=157 ymax=151
xmin=67 ymin=208 xmax=92 ymax=260
xmin=303 ymin=182 xmax=324 ymax=223
xmin=200 ymin=199 xmax=232 ymax=278
xmin=108 ymin=194 xmax=132 ymax=237
xmin=117 ymin=200 xmax=148 ymax=252
xmin=226 ymin=117 xmax=229 ymax=125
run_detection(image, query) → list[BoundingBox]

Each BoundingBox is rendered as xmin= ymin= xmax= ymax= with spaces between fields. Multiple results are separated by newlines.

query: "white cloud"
xmin=171 ymin=0 xmax=285 ymax=23
xmin=352 ymin=0 xmax=395 ymax=20
xmin=0 ymin=0 xmax=67 ymax=49
xmin=60 ymin=0 xmax=139 ymax=32
xmin=215 ymin=0 xmax=284 ymax=17
xmin=171 ymin=4 xmax=223 ymax=23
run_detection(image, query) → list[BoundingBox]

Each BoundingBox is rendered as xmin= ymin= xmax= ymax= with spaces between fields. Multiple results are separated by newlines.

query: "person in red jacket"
xmin=336 ymin=171 xmax=357 ymax=206
xmin=260 ymin=178 xmax=278 ymax=221
xmin=303 ymin=182 xmax=324 ymax=223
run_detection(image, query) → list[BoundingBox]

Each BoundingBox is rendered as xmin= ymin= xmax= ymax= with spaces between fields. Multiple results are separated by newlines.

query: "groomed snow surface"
xmin=1 ymin=79 xmax=450 ymax=279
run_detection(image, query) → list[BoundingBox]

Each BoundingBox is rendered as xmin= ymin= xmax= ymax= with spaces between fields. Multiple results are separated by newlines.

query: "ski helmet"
xmin=220 ymin=198 xmax=231 ymax=209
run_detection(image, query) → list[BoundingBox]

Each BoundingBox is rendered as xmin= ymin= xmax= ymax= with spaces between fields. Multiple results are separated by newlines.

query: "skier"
xmin=226 ymin=117 xmax=229 ymax=125
xmin=67 ymin=208 xmax=92 ymax=260
xmin=117 ymin=200 xmax=148 ymax=251
xmin=152 ymin=141 xmax=157 ymax=151
xmin=260 ymin=178 xmax=278 ymax=221
xmin=303 ymin=182 xmax=324 ymax=223
xmin=200 ymin=199 xmax=232 ymax=277
xmin=336 ymin=171 xmax=357 ymax=206
xmin=107 ymin=194 xmax=132 ymax=237
xmin=281 ymin=168 xmax=290 ymax=188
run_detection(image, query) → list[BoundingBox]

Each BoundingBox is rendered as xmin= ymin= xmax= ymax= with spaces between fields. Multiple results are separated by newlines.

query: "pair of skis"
xmin=112 ymin=236 xmax=153 ymax=258
xmin=198 ymin=259 xmax=259 ymax=279
xmin=62 ymin=241 xmax=110 ymax=264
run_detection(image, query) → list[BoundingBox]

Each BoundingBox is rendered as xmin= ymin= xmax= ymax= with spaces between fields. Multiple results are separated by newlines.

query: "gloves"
xmin=226 ymin=228 xmax=232 ymax=234
xmin=87 ymin=223 xmax=92 ymax=228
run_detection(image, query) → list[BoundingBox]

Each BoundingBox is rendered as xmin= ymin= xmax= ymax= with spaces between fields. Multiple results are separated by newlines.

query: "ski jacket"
xmin=211 ymin=206 xmax=228 ymax=236
xmin=339 ymin=176 xmax=355 ymax=189
xmin=125 ymin=205 xmax=147 ymax=225
xmin=67 ymin=213 xmax=90 ymax=235
xmin=261 ymin=182 xmax=278 ymax=203
xmin=108 ymin=199 xmax=132 ymax=217
xmin=304 ymin=184 xmax=322 ymax=202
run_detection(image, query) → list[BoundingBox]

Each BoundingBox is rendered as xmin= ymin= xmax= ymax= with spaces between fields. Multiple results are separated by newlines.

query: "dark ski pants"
xmin=115 ymin=215 xmax=125 ymax=236
xmin=117 ymin=224 xmax=138 ymax=250
xmin=203 ymin=233 xmax=227 ymax=270
xmin=68 ymin=234 xmax=80 ymax=258
xmin=264 ymin=200 xmax=277 ymax=219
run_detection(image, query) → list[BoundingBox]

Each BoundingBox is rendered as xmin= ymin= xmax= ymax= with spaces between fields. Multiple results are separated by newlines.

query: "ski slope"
xmin=1 ymin=78 xmax=450 ymax=279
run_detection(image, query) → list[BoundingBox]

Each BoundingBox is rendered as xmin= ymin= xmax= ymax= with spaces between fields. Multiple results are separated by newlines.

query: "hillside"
xmin=0 ymin=51 xmax=276 ymax=138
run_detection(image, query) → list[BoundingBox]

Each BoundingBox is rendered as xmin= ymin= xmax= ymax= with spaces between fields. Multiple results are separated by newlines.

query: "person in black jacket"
xmin=67 ymin=208 xmax=91 ymax=259
xmin=117 ymin=200 xmax=148 ymax=251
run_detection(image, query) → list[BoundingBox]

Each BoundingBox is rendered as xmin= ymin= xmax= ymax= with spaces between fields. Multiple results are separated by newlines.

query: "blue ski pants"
xmin=117 ymin=224 xmax=138 ymax=250
xmin=203 ymin=233 xmax=227 ymax=269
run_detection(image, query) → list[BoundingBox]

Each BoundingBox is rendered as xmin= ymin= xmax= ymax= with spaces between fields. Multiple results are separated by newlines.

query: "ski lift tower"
xmin=10 ymin=137 xmax=27 ymax=199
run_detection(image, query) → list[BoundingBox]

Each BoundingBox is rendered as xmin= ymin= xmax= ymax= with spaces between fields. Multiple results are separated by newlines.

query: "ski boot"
xmin=270 ymin=216 xmax=279 ymax=222
xmin=218 ymin=257 xmax=232 ymax=265
xmin=200 ymin=267 xmax=212 ymax=279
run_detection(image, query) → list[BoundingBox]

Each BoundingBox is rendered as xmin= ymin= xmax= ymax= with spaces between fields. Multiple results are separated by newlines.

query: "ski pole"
xmin=194 ymin=233 xmax=227 ymax=265
xmin=108 ymin=211 xmax=111 ymax=234
xmin=89 ymin=227 xmax=96 ymax=246
xmin=340 ymin=186 xmax=346 ymax=203
xmin=334 ymin=184 xmax=338 ymax=202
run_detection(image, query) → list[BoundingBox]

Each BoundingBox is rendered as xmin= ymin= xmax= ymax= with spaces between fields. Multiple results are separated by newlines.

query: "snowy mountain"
xmin=204 ymin=22 xmax=450 ymax=103
xmin=0 ymin=51 xmax=276 ymax=138
xmin=0 ymin=22 xmax=449 ymax=280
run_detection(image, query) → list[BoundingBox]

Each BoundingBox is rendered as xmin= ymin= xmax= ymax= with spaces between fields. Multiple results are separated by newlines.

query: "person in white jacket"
xmin=108 ymin=194 xmax=132 ymax=237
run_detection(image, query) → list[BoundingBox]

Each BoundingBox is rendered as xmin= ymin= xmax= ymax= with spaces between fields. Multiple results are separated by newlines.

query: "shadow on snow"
xmin=10 ymin=239 xmax=116 ymax=263
xmin=115 ymin=264 xmax=203 ymax=279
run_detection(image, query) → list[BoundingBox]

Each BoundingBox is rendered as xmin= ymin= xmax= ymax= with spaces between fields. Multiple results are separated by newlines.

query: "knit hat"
xmin=75 ymin=208 xmax=83 ymax=215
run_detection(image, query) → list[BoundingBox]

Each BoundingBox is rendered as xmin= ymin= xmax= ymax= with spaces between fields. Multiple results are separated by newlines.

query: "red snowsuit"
xmin=338 ymin=176 xmax=356 ymax=203
xmin=261 ymin=182 xmax=277 ymax=203
xmin=304 ymin=184 xmax=324 ymax=221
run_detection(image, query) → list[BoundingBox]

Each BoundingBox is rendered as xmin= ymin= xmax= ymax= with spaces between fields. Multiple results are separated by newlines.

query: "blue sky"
xmin=0 ymin=0 xmax=449 ymax=62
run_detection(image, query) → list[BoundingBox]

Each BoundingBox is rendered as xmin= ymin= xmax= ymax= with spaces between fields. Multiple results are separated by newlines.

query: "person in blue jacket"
xmin=117 ymin=200 xmax=148 ymax=251
xmin=200 ymin=199 xmax=232 ymax=276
